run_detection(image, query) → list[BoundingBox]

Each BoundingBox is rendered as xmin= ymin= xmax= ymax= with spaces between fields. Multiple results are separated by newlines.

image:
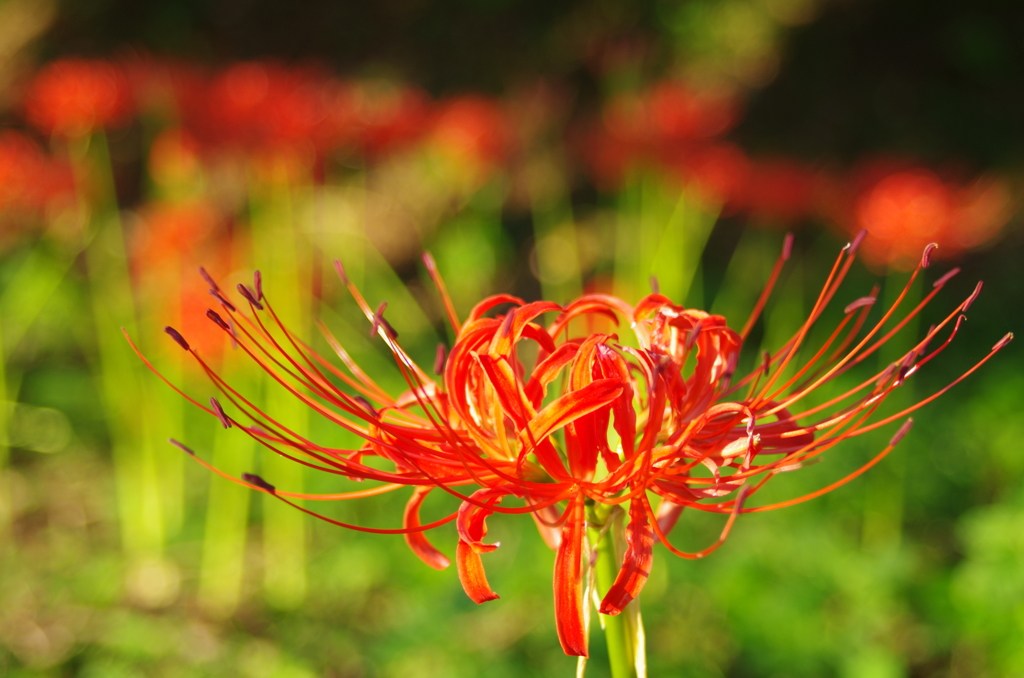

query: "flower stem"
xmin=587 ymin=504 xmax=645 ymax=678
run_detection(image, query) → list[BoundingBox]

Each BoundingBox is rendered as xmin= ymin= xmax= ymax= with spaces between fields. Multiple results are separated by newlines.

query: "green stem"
xmin=587 ymin=504 xmax=644 ymax=678
xmin=0 ymin=320 xmax=9 ymax=535
xmin=75 ymin=133 xmax=165 ymax=560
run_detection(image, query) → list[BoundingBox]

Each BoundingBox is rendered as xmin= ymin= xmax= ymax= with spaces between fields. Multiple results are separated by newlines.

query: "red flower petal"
xmin=521 ymin=378 xmax=623 ymax=451
xmin=403 ymin=487 xmax=451 ymax=571
xmin=454 ymin=487 xmax=511 ymax=603
xmin=599 ymin=496 xmax=655 ymax=615
xmin=457 ymin=540 xmax=501 ymax=603
xmin=475 ymin=353 xmax=535 ymax=429
xmin=553 ymin=492 xmax=588 ymax=657
xmin=456 ymin=486 xmax=509 ymax=552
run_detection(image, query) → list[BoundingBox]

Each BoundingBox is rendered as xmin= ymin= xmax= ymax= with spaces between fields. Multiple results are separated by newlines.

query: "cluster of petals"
xmin=135 ymin=234 xmax=1010 ymax=657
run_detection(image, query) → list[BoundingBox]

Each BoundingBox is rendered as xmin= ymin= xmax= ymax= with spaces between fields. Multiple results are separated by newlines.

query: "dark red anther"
xmin=889 ymin=418 xmax=914 ymax=446
xmin=993 ymin=332 xmax=1014 ymax=351
xmin=685 ymin=320 xmax=703 ymax=351
xmin=921 ymin=243 xmax=938 ymax=268
xmin=352 ymin=395 xmax=378 ymax=417
xmin=918 ymin=324 xmax=938 ymax=355
xmin=720 ymin=372 xmax=734 ymax=391
xmin=370 ymin=302 xmax=398 ymax=339
xmin=253 ymin=270 xmax=263 ymax=301
xmin=206 ymin=309 xmax=231 ymax=331
xmin=844 ymin=296 xmax=876 ymax=314
xmin=434 ymin=343 xmax=448 ymax=375
xmin=209 ymin=289 xmax=237 ymax=312
xmin=761 ymin=351 xmax=771 ymax=377
xmin=242 ymin=473 xmax=276 ymax=493
xmin=896 ymin=345 xmax=923 ymax=383
xmin=875 ymin=362 xmax=897 ymax=388
xmin=421 ymin=252 xmax=438 ymax=273
xmin=169 ymin=438 xmax=196 ymax=456
xmin=164 ymin=326 xmax=190 ymax=351
xmin=845 ymin=230 xmax=867 ymax=255
xmin=932 ymin=267 xmax=961 ymax=288
xmin=963 ymin=281 xmax=983 ymax=312
xmin=720 ymin=353 xmax=738 ymax=391
xmin=649 ymin=276 xmax=660 ymax=294
xmin=237 ymin=283 xmax=264 ymax=310
xmin=199 ymin=266 xmax=221 ymax=292
xmin=782 ymin=232 xmax=794 ymax=261
xmin=210 ymin=397 xmax=232 ymax=429
xmin=334 ymin=259 xmax=348 ymax=285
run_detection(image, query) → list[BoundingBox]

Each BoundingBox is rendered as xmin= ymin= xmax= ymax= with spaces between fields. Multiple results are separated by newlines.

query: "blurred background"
xmin=1 ymin=0 xmax=1023 ymax=676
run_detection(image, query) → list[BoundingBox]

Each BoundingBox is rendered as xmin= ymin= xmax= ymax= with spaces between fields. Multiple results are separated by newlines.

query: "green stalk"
xmin=74 ymin=133 xmax=166 ymax=562
xmin=530 ymin=151 xmax=582 ymax=304
xmin=861 ymin=269 xmax=920 ymax=550
xmin=0 ymin=320 xmax=9 ymax=535
xmin=586 ymin=503 xmax=646 ymax=678
xmin=616 ymin=171 xmax=717 ymax=303
xmin=0 ymin=218 xmax=88 ymax=533
xmin=198 ymin=373 xmax=255 ymax=617
xmin=250 ymin=168 xmax=308 ymax=609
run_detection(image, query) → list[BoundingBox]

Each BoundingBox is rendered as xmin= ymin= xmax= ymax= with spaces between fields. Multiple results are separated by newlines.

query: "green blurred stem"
xmin=74 ymin=132 xmax=164 ymax=559
xmin=530 ymin=151 xmax=581 ymax=304
xmin=615 ymin=171 xmax=717 ymax=303
xmin=0 ymin=321 xmax=8 ymax=533
xmin=587 ymin=503 xmax=643 ymax=678
xmin=249 ymin=171 xmax=308 ymax=609
xmin=862 ymin=270 xmax=921 ymax=550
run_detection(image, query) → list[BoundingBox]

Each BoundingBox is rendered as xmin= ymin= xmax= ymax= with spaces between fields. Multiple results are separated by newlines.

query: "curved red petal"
xmin=457 ymin=487 xmax=508 ymax=552
xmin=475 ymin=353 xmax=535 ymax=429
xmin=553 ymin=493 xmax=588 ymax=657
xmin=599 ymin=496 xmax=655 ymax=615
xmin=467 ymin=294 xmax=526 ymax=323
xmin=523 ymin=378 xmax=623 ymax=447
xmin=531 ymin=503 xmax=563 ymax=550
xmin=457 ymin=539 xmax=501 ymax=603
xmin=403 ymin=487 xmax=451 ymax=571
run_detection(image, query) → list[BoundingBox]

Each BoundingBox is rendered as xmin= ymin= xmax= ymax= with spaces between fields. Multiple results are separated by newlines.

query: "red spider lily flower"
xmin=132 ymin=236 xmax=1010 ymax=657
xmin=578 ymin=82 xmax=741 ymax=192
xmin=429 ymin=95 xmax=512 ymax=176
xmin=667 ymin=142 xmax=753 ymax=214
xmin=0 ymin=131 xmax=48 ymax=215
xmin=743 ymin=158 xmax=820 ymax=225
xmin=852 ymin=168 xmax=1014 ymax=269
xmin=23 ymin=58 xmax=133 ymax=138
xmin=0 ymin=131 xmax=76 ymax=231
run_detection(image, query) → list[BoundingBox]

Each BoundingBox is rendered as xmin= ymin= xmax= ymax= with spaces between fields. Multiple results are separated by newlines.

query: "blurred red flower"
xmin=132 ymin=200 xmax=219 ymax=271
xmin=0 ymin=131 xmax=47 ymax=213
xmin=647 ymin=81 xmax=740 ymax=142
xmin=23 ymin=58 xmax=133 ymax=137
xmin=430 ymin=95 xmax=512 ymax=174
xmin=585 ymin=83 xmax=745 ymax=193
xmin=852 ymin=167 xmax=1013 ymax=268
xmin=670 ymin=142 xmax=753 ymax=213
xmin=0 ymin=130 xmax=76 ymax=229
xmin=744 ymin=158 xmax=819 ymax=225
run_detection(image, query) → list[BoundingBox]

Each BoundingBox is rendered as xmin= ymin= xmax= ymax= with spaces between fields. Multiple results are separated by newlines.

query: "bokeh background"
xmin=1 ymin=0 xmax=1023 ymax=676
